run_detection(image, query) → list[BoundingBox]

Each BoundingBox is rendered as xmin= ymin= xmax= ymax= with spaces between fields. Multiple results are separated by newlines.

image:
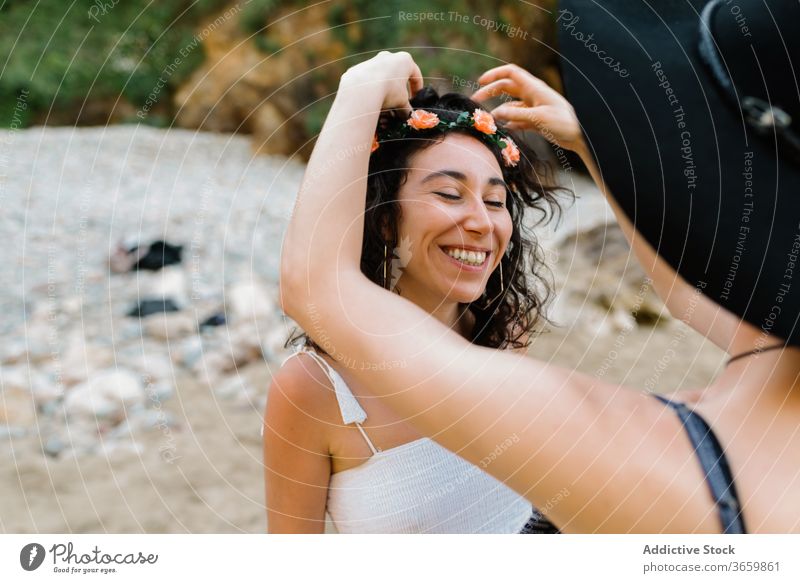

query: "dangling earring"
xmin=480 ymin=260 xmax=504 ymax=307
xmin=383 ymin=243 xmax=389 ymax=289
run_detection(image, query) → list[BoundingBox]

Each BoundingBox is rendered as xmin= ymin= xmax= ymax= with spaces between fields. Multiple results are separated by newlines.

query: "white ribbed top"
xmin=286 ymin=348 xmax=532 ymax=534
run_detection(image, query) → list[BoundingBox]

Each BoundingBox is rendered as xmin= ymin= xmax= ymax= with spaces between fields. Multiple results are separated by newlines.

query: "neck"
xmin=396 ymin=281 xmax=468 ymax=336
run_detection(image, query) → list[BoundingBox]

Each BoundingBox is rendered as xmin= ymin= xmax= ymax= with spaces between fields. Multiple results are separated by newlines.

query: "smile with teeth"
xmin=443 ymin=246 xmax=488 ymax=267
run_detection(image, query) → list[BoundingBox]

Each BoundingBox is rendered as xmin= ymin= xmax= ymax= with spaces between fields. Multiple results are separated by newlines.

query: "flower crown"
xmin=370 ymin=108 xmax=521 ymax=167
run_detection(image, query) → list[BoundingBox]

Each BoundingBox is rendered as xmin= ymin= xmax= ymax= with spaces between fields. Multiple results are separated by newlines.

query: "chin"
xmin=444 ymin=286 xmax=484 ymax=305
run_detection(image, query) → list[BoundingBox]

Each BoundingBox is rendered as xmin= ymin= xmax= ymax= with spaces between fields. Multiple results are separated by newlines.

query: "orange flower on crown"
xmin=471 ymin=109 xmax=497 ymax=135
xmin=501 ymin=138 xmax=520 ymax=167
xmin=371 ymin=134 xmax=380 ymax=153
xmin=406 ymin=109 xmax=440 ymax=130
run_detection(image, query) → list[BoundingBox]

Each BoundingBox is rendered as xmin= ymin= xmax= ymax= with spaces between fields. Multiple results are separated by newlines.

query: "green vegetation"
xmin=1 ymin=0 xmax=555 ymax=142
xmin=0 ymin=0 xmax=229 ymax=127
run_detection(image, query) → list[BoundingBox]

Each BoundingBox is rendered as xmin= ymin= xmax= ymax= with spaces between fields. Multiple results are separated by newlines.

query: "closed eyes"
xmin=433 ymin=191 xmax=505 ymax=208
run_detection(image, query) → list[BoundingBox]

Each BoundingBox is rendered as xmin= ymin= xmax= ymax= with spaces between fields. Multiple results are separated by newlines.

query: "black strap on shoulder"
xmin=654 ymin=395 xmax=747 ymax=534
xmin=519 ymin=510 xmax=560 ymax=534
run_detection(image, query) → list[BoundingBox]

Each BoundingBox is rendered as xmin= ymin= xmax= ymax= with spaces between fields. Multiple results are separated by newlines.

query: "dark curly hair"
xmin=287 ymin=85 xmax=570 ymax=353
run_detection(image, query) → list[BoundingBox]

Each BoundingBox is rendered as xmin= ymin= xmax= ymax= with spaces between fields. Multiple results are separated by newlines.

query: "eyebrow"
xmin=420 ymin=170 xmax=508 ymax=189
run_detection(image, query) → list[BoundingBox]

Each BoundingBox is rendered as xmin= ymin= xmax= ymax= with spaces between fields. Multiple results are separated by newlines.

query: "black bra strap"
xmin=654 ymin=395 xmax=747 ymax=534
xmin=519 ymin=510 xmax=560 ymax=534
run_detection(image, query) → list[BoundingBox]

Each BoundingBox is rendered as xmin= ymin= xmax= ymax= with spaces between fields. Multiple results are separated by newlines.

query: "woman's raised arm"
xmin=281 ymin=51 xmax=422 ymax=297
xmin=280 ymin=54 xmax=717 ymax=533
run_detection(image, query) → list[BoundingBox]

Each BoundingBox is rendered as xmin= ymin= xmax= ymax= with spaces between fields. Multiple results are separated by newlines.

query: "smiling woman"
xmin=264 ymin=65 xmax=568 ymax=533
xmin=382 ymin=141 xmax=514 ymax=311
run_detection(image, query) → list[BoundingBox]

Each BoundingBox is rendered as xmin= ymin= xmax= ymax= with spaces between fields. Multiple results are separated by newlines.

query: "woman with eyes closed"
xmin=282 ymin=0 xmax=800 ymax=534
xmin=262 ymin=76 xmax=569 ymax=533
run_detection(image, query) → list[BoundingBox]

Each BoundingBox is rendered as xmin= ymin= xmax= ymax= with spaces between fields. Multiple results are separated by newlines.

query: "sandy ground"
xmin=1 ymin=324 xmax=724 ymax=534
xmin=0 ymin=126 xmax=727 ymax=533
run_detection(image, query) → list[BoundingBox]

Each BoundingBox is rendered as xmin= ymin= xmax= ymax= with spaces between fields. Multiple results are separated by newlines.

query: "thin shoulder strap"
xmin=653 ymin=395 xmax=747 ymax=534
xmin=282 ymin=348 xmax=379 ymax=454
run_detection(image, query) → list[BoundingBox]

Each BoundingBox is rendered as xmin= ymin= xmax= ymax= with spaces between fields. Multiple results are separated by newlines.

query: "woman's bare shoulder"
xmin=267 ymin=352 xmax=342 ymax=423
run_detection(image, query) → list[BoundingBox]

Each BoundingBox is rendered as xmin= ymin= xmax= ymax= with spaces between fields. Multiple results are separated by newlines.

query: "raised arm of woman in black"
xmin=280 ymin=52 xmax=719 ymax=533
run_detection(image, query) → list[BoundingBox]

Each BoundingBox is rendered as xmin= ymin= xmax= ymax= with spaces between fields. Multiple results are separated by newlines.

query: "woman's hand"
xmin=471 ymin=64 xmax=588 ymax=158
xmin=340 ymin=51 xmax=424 ymax=118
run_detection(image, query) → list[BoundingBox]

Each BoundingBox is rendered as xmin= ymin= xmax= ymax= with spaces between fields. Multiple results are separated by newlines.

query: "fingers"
xmin=471 ymin=79 xmax=521 ymax=103
xmin=476 ymin=64 xmax=524 ymax=89
xmin=399 ymin=65 xmax=423 ymax=117
xmin=408 ymin=61 xmax=424 ymax=96
xmin=491 ymin=103 xmax=541 ymax=124
xmin=397 ymin=52 xmax=423 ymax=117
xmin=476 ymin=63 xmax=552 ymax=102
xmin=396 ymin=103 xmax=413 ymax=118
xmin=477 ymin=63 xmax=534 ymax=87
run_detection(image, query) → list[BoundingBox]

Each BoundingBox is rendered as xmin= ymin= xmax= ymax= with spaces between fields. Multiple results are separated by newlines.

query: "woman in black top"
xmin=279 ymin=0 xmax=800 ymax=533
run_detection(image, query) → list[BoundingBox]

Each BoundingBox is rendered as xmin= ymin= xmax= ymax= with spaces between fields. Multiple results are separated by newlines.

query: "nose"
xmin=460 ymin=196 xmax=494 ymax=237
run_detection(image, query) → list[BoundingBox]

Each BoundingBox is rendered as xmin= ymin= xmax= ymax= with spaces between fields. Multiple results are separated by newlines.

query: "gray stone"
xmin=227 ymin=279 xmax=274 ymax=322
xmin=142 ymin=312 xmax=196 ymax=341
xmin=64 ymin=369 xmax=144 ymax=421
xmin=0 ymin=424 xmax=28 ymax=440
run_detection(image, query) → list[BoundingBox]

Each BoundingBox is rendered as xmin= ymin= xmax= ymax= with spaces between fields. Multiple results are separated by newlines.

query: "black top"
xmin=653 ymin=395 xmax=747 ymax=534
xmin=519 ymin=510 xmax=560 ymax=534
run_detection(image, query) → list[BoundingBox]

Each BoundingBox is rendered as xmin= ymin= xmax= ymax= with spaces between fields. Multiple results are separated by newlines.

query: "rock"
xmin=229 ymin=318 xmax=267 ymax=351
xmin=143 ymin=380 xmax=174 ymax=404
xmin=138 ymin=409 xmax=177 ymax=432
xmin=111 ymin=239 xmax=183 ymax=273
xmin=1 ymin=365 xmax=33 ymax=393
xmin=173 ymin=6 xmax=302 ymax=142
xmin=250 ymin=102 xmax=296 ymax=157
xmin=36 ymin=375 xmax=59 ymax=402
xmin=551 ymin=221 xmax=667 ymax=335
xmin=199 ymin=312 xmax=226 ymax=330
xmin=62 ymin=423 xmax=101 ymax=455
xmin=260 ymin=323 xmax=292 ymax=362
xmin=108 ymin=409 xmax=177 ymax=448
xmin=64 ymin=369 xmax=144 ymax=421
xmin=0 ymin=387 xmax=38 ymax=427
xmin=142 ymin=311 xmax=196 ymax=340
xmin=0 ymin=364 xmax=59 ymax=407
xmin=42 ymin=434 xmax=66 ymax=457
xmin=229 ymin=326 xmax=264 ymax=366
xmin=117 ymin=320 xmax=144 ymax=342
xmin=60 ymin=295 xmax=84 ymax=316
xmin=214 ymin=375 xmax=251 ymax=400
xmin=8 ymin=321 xmax=52 ymax=364
xmin=191 ymin=351 xmax=232 ymax=386
xmin=127 ymin=298 xmax=181 ymax=318
xmin=0 ymin=339 xmax=29 ymax=365
xmin=189 ymin=321 xmax=266 ymax=386
xmin=119 ymin=349 xmax=175 ymax=383
xmin=96 ymin=439 xmax=144 ymax=458
xmin=174 ymin=336 xmax=203 ymax=368
xmin=58 ymin=335 xmax=115 ymax=387
xmin=147 ymin=266 xmax=187 ymax=304
xmin=227 ymin=279 xmax=274 ymax=322
xmin=0 ymin=424 xmax=28 ymax=440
